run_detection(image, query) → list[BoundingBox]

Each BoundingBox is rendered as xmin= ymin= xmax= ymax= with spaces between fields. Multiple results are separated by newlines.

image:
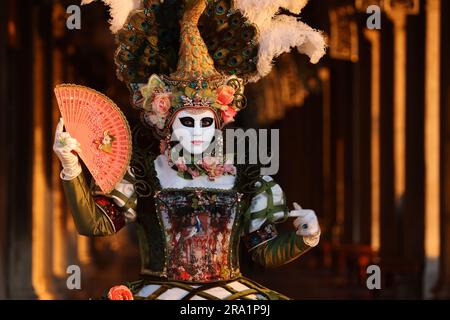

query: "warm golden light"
xmin=31 ymin=22 xmax=55 ymax=300
xmin=422 ymin=0 xmax=441 ymax=299
xmin=52 ymin=46 xmax=67 ymax=279
xmin=392 ymin=13 xmax=407 ymax=203
xmin=319 ymin=68 xmax=332 ymax=234
xmin=424 ymin=0 xmax=441 ymax=261
xmin=364 ymin=29 xmax=381 ymax=252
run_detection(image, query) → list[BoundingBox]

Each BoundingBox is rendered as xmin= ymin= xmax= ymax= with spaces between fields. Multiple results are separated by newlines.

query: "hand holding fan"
xmin=54 ymin=84 xmax=132 ymax=194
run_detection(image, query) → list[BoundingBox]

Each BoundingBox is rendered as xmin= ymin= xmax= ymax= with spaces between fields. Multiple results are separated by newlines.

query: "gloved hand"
xmin=53 ymin=118 xmax=82 ymax=180
xmin=291 ymin=202 xmax=321 ymax=247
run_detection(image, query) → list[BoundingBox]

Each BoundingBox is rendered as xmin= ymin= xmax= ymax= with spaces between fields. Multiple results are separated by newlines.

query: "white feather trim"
xmin=81 ymin=0 xmax=142 ymax=33
xmin=249 ymin=15 xmax=326 ymax=83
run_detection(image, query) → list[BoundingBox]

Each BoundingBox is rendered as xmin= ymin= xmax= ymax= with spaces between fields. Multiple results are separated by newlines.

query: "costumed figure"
xmin=53 ymin=0 xmax=326 ymax=300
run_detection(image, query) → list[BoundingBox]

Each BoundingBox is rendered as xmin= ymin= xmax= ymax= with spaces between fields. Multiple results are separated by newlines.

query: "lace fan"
xmin=54 ymin=84 xmax=132 ymax=193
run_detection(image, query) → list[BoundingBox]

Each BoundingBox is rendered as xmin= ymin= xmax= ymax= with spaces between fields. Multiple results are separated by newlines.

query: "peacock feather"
xmin=114 ymin=0 xmax=259 ymax=88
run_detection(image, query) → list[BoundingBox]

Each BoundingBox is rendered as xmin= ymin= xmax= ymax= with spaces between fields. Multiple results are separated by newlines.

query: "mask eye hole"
xmin=179 ymin=117 xmax=195 ymax=127
xmin=201 ymin=117 xmax=214 ymax=127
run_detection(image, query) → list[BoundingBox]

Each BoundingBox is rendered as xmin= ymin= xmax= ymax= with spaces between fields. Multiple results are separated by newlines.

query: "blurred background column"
xmin=436 ymin=0 xmax=450 ymax=300
xmin=0 ymin=0 xmax=9 ymax=300
xmin=1 ymin=0 xmax=36 ymax=299
xmin=423 ymin=0 xmax=441 ymax=299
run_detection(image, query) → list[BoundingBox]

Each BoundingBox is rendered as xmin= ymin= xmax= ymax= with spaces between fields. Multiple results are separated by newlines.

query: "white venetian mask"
xmin=171 ymin=109 xmax=216 ymax=155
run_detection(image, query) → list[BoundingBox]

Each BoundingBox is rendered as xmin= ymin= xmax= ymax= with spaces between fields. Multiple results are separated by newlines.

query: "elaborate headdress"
xmin=81 ymin=0 xmax=326 ymax=138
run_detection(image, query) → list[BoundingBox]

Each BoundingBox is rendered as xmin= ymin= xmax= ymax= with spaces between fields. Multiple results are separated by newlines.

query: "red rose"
xmin=216 ymin=85 xmax=235 ymax=106
xmin=107 ymin=285 xmax=134 ymax=300
xmin=220 ymin=106 xmax=237 ymax=124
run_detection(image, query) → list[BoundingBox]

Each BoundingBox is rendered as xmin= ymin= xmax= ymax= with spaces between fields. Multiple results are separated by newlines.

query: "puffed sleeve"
xmin=61 ymin=168 xmax=138 ymax=237
xmin=241 ymin=176 xmax=312 ymax=268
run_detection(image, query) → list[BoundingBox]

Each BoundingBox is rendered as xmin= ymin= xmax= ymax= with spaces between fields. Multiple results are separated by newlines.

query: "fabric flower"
xmin=175 ymin=157 xmax=188 ymax=172
xmin=216 ymin=85 xmax=235 ymax=106
xmin=224 ymin=162 xmax=237 ymax=175
xmin=107 ymin=285 xmax=134 ymax=300
xmin=187 ymin=167 xmax=200 ymax=178
xmin=224 ymin=158 xmax=236 ymax=174
xmin=200 ymin=156 xmax=220 ymax=171
xmin=220 ymin=106 xmax=237 ymax=124
xmin=199 ymin=157 xmax=229 ymax=180
xmin=152 ymin=93 xmax=171 ymax=115
xmin=145 ymin=112 xmax=166 ymax=130
xmin=212 ymin=164 xmax=225 ymax=178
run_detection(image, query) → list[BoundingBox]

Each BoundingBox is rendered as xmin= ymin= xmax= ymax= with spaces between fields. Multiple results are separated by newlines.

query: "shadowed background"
xmin=1 ymin=0 xmax=449 ymax=300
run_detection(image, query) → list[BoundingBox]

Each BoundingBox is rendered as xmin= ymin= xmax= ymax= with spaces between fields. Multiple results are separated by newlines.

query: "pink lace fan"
xmin=54 ymin=84 xmax=132 ymax=194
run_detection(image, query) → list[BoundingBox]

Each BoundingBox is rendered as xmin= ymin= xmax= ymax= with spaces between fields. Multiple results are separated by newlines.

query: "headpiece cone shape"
xmin=169 ymin=0 xmax=221 ymax=81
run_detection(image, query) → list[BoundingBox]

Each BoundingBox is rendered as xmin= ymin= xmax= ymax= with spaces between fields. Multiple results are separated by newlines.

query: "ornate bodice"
xmin=136 ymin=187 xmax=244 ymax=282
xmin=152 ymin=189 xmax=243 ymax=282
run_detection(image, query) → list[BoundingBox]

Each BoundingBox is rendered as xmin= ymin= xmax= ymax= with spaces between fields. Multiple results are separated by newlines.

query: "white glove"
xmin=53 ymin=118 xmax=82 ymax=180
xmin=291 ymin=202 xmax=321 ymax=247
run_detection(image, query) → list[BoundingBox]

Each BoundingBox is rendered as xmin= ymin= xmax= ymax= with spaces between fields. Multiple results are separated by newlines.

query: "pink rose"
xmin=220 ymin=106 xmax=237 ymax=124
xmin=213 ymin=164 xmax=225 ymax=177
xmin=107 ymin=285 xmax=134 ymax=300
xmin=200 ymin=156 xmax=219 ymax=171
xmin=224 ymin=162 xmax=237 ymax=175
xmin=152 ymin=93 xmax=171 ymax=115
xmin=175 ymin=157 xmax=188 ymax=172
xmin=216 ymin=85 xmax=235 ymax=106
xmin=206 ymin=164 xmax=225 ymax=181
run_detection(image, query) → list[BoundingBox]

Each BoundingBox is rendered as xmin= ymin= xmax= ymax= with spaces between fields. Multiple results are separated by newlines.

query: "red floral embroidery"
xmin=95 ymin=196 xmax=125 ymax=231
xmin=179 ymin=271 xmax=191 ymax=281
xmin=95 ymin=197 xmax=110 ymax=207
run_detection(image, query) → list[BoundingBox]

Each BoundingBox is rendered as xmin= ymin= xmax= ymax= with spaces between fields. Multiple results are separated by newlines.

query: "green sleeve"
xmin=250 ymin=231 xmax=312 ymax=268
xmin=61 ymin=171 xmax=117 ymax=237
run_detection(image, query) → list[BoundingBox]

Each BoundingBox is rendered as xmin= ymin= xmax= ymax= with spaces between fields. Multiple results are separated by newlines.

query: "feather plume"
xmin=81 ymin=0 xmax=142 ymax=33
xmin=235 ymin=0 xmax=326 ymax=82
xmin=234 ymin=0 xmax=308 ymax=29
xmin=250 ymin=15 xmax=325 ymax=82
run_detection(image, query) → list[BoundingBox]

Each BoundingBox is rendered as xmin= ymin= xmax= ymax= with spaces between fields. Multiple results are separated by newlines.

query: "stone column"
xmin=423 ymin=0 xmax=441 ymax=299
xmin=435 ymin=0 xmax=450 ymax=300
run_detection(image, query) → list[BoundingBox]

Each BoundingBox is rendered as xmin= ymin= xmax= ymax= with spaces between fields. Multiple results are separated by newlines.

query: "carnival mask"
xmin=171 ymin=109 xmax=216 ymax=155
